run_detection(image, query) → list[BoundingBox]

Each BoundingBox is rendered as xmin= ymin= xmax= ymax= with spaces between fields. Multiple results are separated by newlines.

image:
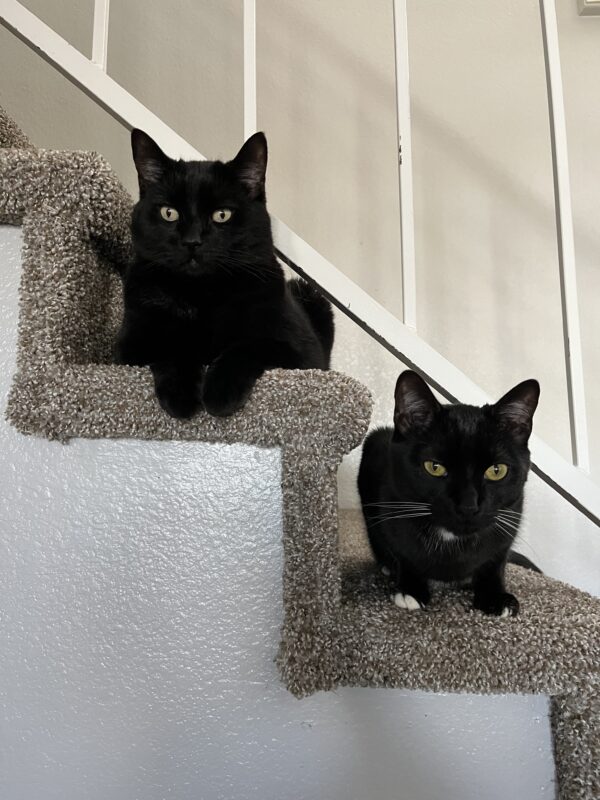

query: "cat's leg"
xmin=389 ymin=557 xmax=430 ymax=611
xmin=202 ymin=341 xmax=298 ymax=417
xmin=116 ymin=311 xmax=159 ymax=366
xmin=366 ymin=526 xmax=430 ymax=609
xmin=202 ymin=354 xmax=262 ymax=417
xmin=151 ymin=361 xmax=202 ymax=419
xmin=366 ymin=529 xmax=394 ymax=578
xmin=116 ymin=325 xmax=152 ymax=366
xmin=472 ymin=556 xmax=519 ymax=617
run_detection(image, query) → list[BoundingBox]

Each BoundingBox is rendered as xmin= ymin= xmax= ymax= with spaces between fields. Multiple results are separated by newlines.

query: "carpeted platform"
xmin=1 ymin=108 xmax=598 ymax=799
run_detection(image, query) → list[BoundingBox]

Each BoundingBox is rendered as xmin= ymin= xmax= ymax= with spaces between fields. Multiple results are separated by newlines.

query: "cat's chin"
xmin=178 ymin=257 xmax=212 ymax=276
xmin=436 ymin=523 xmax=491 ymax=539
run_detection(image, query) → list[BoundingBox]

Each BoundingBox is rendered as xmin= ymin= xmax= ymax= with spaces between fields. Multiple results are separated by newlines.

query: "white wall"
xmin=0 ymin=225 xmax=556 ymax=799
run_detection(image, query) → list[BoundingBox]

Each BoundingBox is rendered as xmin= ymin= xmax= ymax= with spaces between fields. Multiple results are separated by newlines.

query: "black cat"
xmin=358 ymin=370 xmax=541 ymax=617
xmin=116 ymin=130 xmax=334 ymax=418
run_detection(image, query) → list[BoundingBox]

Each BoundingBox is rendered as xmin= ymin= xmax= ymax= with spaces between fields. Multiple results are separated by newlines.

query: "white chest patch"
xmin=438 ymin=527 xmax=458 ymax=542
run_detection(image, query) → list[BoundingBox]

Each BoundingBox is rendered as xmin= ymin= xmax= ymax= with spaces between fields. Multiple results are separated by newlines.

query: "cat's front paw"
xmin=473 ymin=592 xmax=519 ymax=618
xmin=390 ymin=581 xmax=430 ymax=611
xmin=156 ymin=388 xmax=198 ymax=419
xmin=391 ymin=593 xmax=427 ymax=611
xmin=202 ymin=367 xmax=254 ymax=417
xmin=115 ymin=338 xmax=146 ymax=366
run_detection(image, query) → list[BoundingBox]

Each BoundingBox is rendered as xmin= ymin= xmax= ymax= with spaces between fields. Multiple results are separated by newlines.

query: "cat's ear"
xmin=393 ymin=371 xmax=440 ymax=438
xmin=229 ymin=132 xmax=267 ymax=200
xmin=493 ymin=379 xmax=540 ymax=444
xmin=131 ymin=129 xmax=171 ymax=193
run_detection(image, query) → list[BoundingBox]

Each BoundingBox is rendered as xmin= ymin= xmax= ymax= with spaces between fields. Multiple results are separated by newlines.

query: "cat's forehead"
xmin=429 ymin=404 xmax=501 ymax=457
xmin=164 ymin=160 xmax=241 ymax=204
xmin=443 ymin=404 xmax=488 ymax=438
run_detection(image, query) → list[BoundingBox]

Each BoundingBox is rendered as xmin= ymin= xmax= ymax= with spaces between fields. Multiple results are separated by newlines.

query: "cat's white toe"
xmin=381 ymin=566 xmax=391 ymax=577
xmin=500 ymin=606 xmax=511 ymax=618
xmin=392 ymin=592 xmax=421 ymax=611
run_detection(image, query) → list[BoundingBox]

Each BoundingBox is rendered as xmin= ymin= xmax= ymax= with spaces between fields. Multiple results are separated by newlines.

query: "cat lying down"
xmin=117 ymin=130 xmax=333 ymax=419
xmin=358 ymin=370 xmax=540 ymax=617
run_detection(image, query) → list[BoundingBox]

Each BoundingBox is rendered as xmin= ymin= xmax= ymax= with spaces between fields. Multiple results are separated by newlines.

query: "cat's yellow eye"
xmin=423 ymin=461 xmax=447 ymax=478
xmin=212 ymin=209 xmax=233 ymax=223
xmin=484 ymin=464 xmax=508 ymax=481
xmin=160 ymin=206 xmax=179 ymax=222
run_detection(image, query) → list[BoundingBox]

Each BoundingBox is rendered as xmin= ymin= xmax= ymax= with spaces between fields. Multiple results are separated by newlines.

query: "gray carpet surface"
xmin=0 ymin=106 xmax=33 ymax=150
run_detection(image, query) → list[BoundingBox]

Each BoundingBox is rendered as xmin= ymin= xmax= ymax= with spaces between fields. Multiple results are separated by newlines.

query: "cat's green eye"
xmin=423 ymin=461 xmax=447 ymax=478
xmin=160 ymin=206 xmax=179 ymax=222
xmin=212 ymin=209 xmax=233 ymax=223
xmin=484 ymin=464 xmax=508 ymax=481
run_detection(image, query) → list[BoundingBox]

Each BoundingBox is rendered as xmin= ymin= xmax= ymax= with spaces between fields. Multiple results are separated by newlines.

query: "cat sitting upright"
xmin=117 ymin=130 xmax=334 ymax=418
xmin=358 ymin=370 xmax=541 ymax=617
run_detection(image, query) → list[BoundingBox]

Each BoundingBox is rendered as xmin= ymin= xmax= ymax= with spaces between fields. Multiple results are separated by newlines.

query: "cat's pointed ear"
xmin=131 ymin=129 xmax=171 ymax=193
xmin=229 ymin=132 xmax=267 ymax=200
xmin=393 ymin=371 xmax=440 ymax=438
xmin=493 ymin=379 xmax=540 ymax=444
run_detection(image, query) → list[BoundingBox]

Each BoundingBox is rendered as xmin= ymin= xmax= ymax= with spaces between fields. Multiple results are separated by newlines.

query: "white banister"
xmin=91 ymin=0 xmax=110 ymax=71
xmin=243 ymin=0 xmax=257 ymax=139
xmin=539 ymin=0 xmax=590 ymax=472
xmin=0 ymin=0 xmax=598 ymax=527
xmin=392 ymin=0 xmax=417 ymax=332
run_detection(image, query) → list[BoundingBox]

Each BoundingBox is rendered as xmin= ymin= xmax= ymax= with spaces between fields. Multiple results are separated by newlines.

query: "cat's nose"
xmin=183 ymin=237 xmax=203 ymax=250
xmin=457 ymin=488 xmax=479 ymax=516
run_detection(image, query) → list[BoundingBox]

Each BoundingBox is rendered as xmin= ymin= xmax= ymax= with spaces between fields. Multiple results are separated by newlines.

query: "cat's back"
xmin=358 ymin=427 xmax=393 ymax=504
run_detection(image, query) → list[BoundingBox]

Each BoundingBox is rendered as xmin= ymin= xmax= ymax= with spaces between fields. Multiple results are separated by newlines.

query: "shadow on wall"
xmin=412 ymin=98 xmax=600 ymax=265
xmin=257 ymin=0 xmax=403 ymax=311
xmin=258 ymin=0 xmax=599 ymax=258
xmin=264 ymin=1 xmax=600 ymax=476
xmin=410 ymin=96 xmax=600 ymax=476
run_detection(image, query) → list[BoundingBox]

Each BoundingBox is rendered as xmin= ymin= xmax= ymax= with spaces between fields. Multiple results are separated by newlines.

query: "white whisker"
xmin=369 ymin=511 xmax=432 ymax=521
xmin=496 ymin=516 xmax=522 ymax=532
xmin=363 ymin=500 xmax=431 ymax=508
xmin=499 ymin=508 xmax=523 ymax=519
xmin=495 ymin=521 xmax=516 ymax=542
xmin=369 ymin=512 xmax=432 ymax=527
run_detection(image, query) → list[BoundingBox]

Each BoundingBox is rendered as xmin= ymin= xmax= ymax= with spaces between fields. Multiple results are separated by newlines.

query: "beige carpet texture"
xmin=1 ymin=107 xmax=598 ymax=799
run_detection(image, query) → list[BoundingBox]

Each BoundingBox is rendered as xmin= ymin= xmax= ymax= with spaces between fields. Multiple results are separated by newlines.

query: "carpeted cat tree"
xmin=1 ymin=107 xmax=598 ymax=800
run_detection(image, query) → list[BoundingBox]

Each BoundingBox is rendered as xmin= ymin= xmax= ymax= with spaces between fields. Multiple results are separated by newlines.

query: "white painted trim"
xmin=392 ymin=0 xmax=417 ymax=332
xmin=539 ymin=0 xmax=590 ymax=472
xmin=243 ymin=0 xmax=257 ymax=139
xmin=91 ymin=0 xmax=110 ymax=71
xmin=578 ymin=0 xmax=600 ymax=16
xmin=1 ymin=0 xmax=598 ymax=526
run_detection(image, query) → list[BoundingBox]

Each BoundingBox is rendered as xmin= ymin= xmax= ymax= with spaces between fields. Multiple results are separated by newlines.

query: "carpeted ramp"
xmin=1 ymin=109 xmax=598 ymax=800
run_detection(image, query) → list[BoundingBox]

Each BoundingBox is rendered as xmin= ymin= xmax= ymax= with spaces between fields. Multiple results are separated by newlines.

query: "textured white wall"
xmin=0 ymin=224 xmax=556 ymax=799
